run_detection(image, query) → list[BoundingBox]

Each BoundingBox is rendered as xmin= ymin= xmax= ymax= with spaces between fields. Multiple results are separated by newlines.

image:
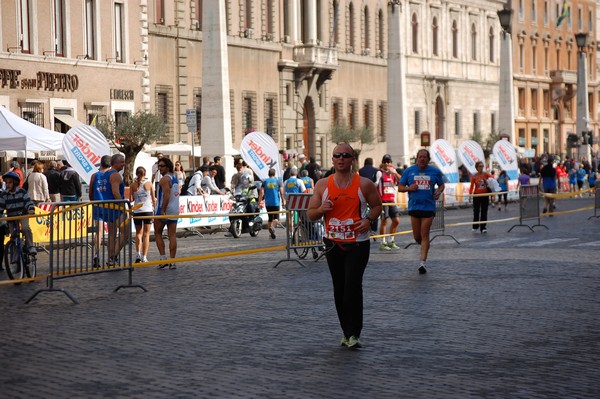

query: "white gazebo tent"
xmin=0 ymin=106 xmax=64 ymax=153
xmin=0 ymin=106 xmax=65 ymax=174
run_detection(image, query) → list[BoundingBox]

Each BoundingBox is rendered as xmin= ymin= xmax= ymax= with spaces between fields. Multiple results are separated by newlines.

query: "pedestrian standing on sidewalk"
xmin=130 ymin=166 xmax=156 ymax=263
xmin=398 ymin=149 xmax=445 ymax=274
xmin=258 ymin=168 xmax=285 ymax=239
xmin=307 ymin=143 xmax=382 ymax=349
xmin=154 ymin=157 xmax=180 ymax=269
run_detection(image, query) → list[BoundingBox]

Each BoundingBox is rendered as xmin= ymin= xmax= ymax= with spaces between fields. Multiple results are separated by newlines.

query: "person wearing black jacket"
xmin=59 ymin=161 xmax=82 ymax=201
xmin=44 ymin=160 xmax=62 ymax=202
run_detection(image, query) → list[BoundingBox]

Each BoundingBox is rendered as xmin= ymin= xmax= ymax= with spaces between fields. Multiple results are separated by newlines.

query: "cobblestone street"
xmin=1 ymin=197 xmax=599 ymax=398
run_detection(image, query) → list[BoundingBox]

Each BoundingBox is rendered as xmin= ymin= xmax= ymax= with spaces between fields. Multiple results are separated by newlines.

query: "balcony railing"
xmin=293 ymin=45 xmax=338 ymax=67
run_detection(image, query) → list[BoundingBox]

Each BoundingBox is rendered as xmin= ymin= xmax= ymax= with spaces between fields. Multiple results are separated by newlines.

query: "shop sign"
xmin=0 ymin=68 xmax=79 ymax=92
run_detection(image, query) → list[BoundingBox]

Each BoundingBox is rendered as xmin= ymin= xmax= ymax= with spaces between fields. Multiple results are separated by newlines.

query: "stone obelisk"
xmin=387 ymin=2 xmax=410 ymax=165
xmin=202 ymin=0 xmax=234 ymax=177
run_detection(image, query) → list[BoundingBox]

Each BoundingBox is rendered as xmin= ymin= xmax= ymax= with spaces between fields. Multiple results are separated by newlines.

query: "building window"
xmin=194 ymin=0 xmax=202 ymax=30
xmin=332 ymin=98 xmax=342 ymax=126
xmin=567 ymin=49 xmax=572 ymax=70
xmin=333 ymin=1 xmax=340 ymax=45
xmin=531 ymin=89 xmax=538 ymax=116
xmin=589 ymin=10 xmax=593 ymax=32
xmin=264 ymin=93 xmax=278 ymax=138
xmin=193 ymin=88 xmax=202 ymax=141
xmin=471 ymin=23 xmax=477 ymax=61
xmin=85 ymin=0 xmax=96 ymax=59
xmin=544 ymin=47 xmax=549 ymax=75
xmin=21 ymin=103 xmax=44 ymax=127
xmin=578 ymin=7 xmax=583 ymax=31
xmin=518 ymin=0 xmax=524 ymax=20
xmin=532 ymin=1 xmax=537 ymax=22
xmin=19 ymin=0 xmax=32 ymax=53
xmin=543 ymin=128 xmax=549 ymax=153
xmin=265 ymin=0 xmax=273 ymax=36
xmin=242 ymin=91 xmax=257 ymax=134
xmin=452 ymin=20 xmax=458 ymax=58
xmin=491 ymin=112 xmax=497 ymax=133
xmin=363 ymin=100 xmax=373 ymax=129
xmin=156 ymin=0 xmax=165 ymax=24
xmin=518 ymin=128 xmax=525 ymax=146
xmin=411 ymin=13 xmax=418 ymax=54
xmin=348 ymin=99 xmax=357 ymax=130
xmin=544 ymin=1 xmax=549 ymax=25
xmin=518 ymin=88 xmax=525 ymax=116
xmin=473 ymin=111 xmax=480 ymax=134
xmin=377 ymin=101 xmax=386 ymax=142
xmin=414 ymin=109 xmax=421 ymax=136
xmin=114 ymin=3 xmax=125 ymax=62
xmin=454 ymin=111 xmax=462 ymax=136
xmin=531 ymin=128 xmax=538 ymax=146
xmin=519 ymin=44 xmax=524 ymax=72
xmin=363 ymin=6 xmax=370 ymax=53
xmin=155 ymin=85 xmax=173 ymax=143
xmin=54 ymin=0 xmax=65 ymax=57
xmin=348 ymin=2 xmax=355 ymax=52
xmin=86 ymin=105 xmax=106 ymax=125
xmin=543 ymin=89 xmax=550 ymax=117
xmin=532 ymin=45 xmax=537 ymax=72
xmin=432 ymin=17 xmax=439 ymax=56
xmin=244 ymin=0 xmax=252 ymax=30
xmin=377 ymin=9 xmax=384 ymax=57
xmin=489 ymin=27 xmax=494 ymax=63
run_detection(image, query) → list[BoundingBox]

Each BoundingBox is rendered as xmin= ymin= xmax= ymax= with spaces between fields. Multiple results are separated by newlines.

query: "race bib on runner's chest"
xmin=414 ymin=175 xmax=431 ymax=190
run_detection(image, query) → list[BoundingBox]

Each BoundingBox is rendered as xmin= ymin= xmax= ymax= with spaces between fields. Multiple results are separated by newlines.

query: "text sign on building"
xmin=0 ymin=68 xmax=79 ymax=92
xmin=186 ymin=109 xmax=197 ymax=132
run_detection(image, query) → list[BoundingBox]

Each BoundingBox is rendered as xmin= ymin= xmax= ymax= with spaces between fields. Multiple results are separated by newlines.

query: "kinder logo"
xmin=434 ymin=148 xmax=454 ymax=167
xmin=497 ymin=145 xmax=514 ymax=164
xmin=247 ymin=139 xmax=277 ymax=170
xmin=71 ymin=133 xmax=101 ymax=172
xmin=187 ymin=200 xmax=205 ymax=213
xmin=461 ymin=147 xmax=478 ymax=166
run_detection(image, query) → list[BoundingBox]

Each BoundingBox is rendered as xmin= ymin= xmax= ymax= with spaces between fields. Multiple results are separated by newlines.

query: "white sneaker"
xmin=481 ymin=229 xmax=488 ymax=234
xmin=472 ymin=229 xmax=478 ymax=233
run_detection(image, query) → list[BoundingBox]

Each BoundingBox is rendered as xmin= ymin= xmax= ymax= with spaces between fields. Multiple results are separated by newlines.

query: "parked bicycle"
xmin=3 ymin=220 xmax=36 ymax=281
xmin=291 ymin=212 xmax=326 ymax=260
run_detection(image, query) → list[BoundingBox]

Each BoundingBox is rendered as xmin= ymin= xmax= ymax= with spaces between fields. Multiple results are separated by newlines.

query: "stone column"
xmin=576 ymin=46 xmax=592 ymax=162
xmin=387 ymin=3 xmax=410 ymax=165
xmin=306 ymin=0 xmax=317 ymax=45
xmin=201 ymin=0 xmax=234 ymax=178
xmin=499 ymin=30 xmax=515 ymax=144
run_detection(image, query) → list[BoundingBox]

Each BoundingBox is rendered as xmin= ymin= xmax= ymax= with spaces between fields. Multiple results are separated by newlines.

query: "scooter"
xmin=228 ymin=187 xmax=263 ymax=238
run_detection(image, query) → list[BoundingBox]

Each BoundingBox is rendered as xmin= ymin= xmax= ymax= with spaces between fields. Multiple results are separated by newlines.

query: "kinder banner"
xmin=430 ymin=139 xmax=459 ymax=183
xmin=492 ymin=140 xmax=519 ymax=180
xmin=240 ymin=131 xmax=281 ymax=181
xmin=176 ymin=195 xmax=234 ymax=228
xmin=457 ymin=140 xmax=485 ymax=175
xmin=62 ymin=125 xmax=111 ymax=184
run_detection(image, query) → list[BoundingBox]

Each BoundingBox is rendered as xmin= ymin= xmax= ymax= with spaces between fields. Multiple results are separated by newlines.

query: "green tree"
xmin=96 ymin=111 xmax=166 ymax=185
xmin=329 ymin=120 xmax=375 ymax=166
xmin=470 ymin=130 xmax=500 ymax=160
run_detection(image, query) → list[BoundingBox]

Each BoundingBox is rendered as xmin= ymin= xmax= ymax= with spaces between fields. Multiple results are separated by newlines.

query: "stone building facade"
xmin=148 ymin=0 xmax=506 ymax=167
xmin=509 ymin=0 xmax=598 ymax=158
xmin=0 ymin=0 xmax=148 ymax=145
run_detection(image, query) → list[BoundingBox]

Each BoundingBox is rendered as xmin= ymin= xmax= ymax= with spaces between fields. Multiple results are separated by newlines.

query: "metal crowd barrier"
xmin=275 ymin=193 xmax=324 ymax=267
xmin=404 ymin=200 xmax=459 ymax=248
xmin=588 ymin=184 xmax=600 ymax=220
xmin=26 ymin=200 xmax=146 ymax=304
xmin=508 ymin=185 xmax=548 ymax=232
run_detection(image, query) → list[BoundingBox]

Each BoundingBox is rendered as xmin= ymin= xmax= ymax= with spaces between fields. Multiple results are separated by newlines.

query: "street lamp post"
xmin=575 ymin=32 xmax=592 ymax=163
xmin=497 ymin=8 xmax=515 ymax=145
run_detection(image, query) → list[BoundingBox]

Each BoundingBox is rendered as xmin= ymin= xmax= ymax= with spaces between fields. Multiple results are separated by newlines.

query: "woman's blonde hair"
xmin=33 ymin=162 xmax=44 ymax=173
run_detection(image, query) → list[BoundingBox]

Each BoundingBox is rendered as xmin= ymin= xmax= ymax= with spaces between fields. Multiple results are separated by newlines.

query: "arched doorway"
xmin=435 ymin=96 xmax=445 ymax=139
xmin=302 ymin=97 xmax=316 ymax=157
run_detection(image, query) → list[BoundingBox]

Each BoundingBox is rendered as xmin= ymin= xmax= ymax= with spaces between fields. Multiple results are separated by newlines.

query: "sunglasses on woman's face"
xmin=332 ymin=152 xmax=353 ymax=159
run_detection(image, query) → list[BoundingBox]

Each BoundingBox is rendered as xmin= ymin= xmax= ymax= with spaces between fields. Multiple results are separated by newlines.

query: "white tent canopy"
xmin=147 ymin=142 xmax=202 ymax=156
xmin=0 ymin=106 xmax=64 ymax=153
